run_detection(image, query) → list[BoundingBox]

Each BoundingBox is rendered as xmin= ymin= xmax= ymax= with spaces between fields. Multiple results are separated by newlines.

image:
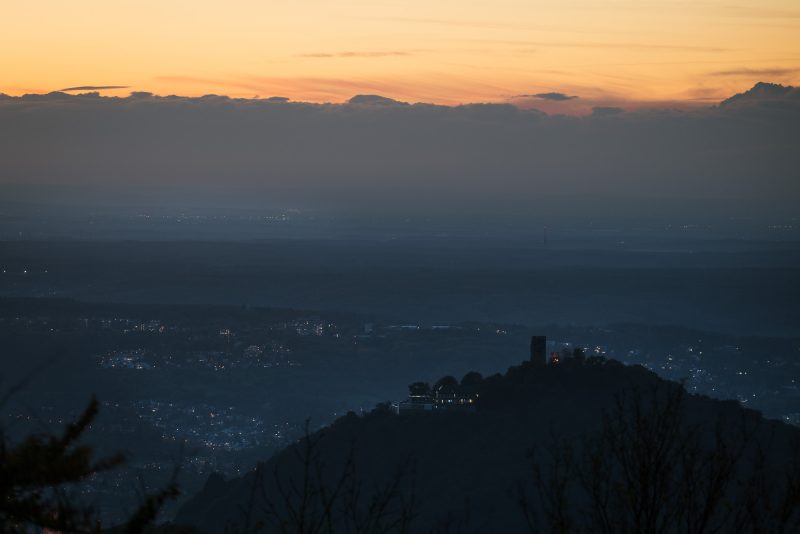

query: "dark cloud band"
xmin=59 ymin=85 xmax=130 ymax=92
xmin=516 ymin=92 xmax=578 ymax=101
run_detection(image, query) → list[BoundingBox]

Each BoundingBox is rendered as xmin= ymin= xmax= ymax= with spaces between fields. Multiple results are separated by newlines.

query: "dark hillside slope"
xmin=175 ymin=359 xmax=800 ymax=533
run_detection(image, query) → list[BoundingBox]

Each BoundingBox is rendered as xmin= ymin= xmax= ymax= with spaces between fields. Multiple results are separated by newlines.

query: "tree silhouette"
xmin=459 ymin=372 xmax=483 ymax=387
xmin=433 ymin=377 xmax=458 ymax=391
xmin=520 ymin=385 xmax=800 ymax=533
xmin=0 ymin=395 xmax=179 ymax=533
xmin=227 ymin=420 xmax=417 ymax=534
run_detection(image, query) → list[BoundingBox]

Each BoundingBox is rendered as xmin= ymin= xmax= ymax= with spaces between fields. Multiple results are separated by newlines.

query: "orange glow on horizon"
xmin=2 ymin=0 xmax=799 ymax=111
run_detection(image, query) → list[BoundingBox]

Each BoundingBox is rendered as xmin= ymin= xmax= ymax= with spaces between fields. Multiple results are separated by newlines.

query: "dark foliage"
xmin=0 ymin=395 xmax=180 ymax=533
xmin=204 ymin=420 xmax=416 ymax=534
xmin=178 ymin=357 xmax=800 ymax=533
xmin=520 ymin=384 xmax=800 ymax=533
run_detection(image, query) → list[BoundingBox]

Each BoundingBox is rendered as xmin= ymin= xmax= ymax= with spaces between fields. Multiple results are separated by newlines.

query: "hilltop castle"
xmin=396 ymin=335 xmax=554 ymax=414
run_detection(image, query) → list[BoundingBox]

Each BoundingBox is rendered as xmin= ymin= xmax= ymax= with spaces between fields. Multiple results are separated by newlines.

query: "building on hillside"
xmin=396 ymin=379 xmax=478 ymax=414
xmin=432 ymin=380 xmax=478 ymax=408
xmin=397 ymin=395 xmax=434 ymax=413
xmin=396 ymin=335 xmax=554 ymax=415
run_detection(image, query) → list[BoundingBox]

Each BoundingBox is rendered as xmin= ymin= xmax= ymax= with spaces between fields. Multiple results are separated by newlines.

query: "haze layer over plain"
xmin=1 ymin=83 xmax=798 ymax=220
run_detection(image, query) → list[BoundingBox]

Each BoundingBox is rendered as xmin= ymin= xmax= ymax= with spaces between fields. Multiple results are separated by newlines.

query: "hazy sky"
xmin=2 ymin=0 xmax=800 ymax=108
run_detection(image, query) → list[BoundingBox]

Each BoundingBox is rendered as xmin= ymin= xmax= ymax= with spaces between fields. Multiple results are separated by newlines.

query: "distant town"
xmin=1 ymin=298 xmax=799 ymax=522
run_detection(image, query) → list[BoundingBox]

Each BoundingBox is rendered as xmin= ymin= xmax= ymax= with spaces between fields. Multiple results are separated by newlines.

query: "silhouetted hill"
xmin=347 ymin=94 xmax=409 ymax=106
xmin=720 ymin=81 xmax=799 ymax=107
xmin=174 ymin=358 xmax=799 ymax=533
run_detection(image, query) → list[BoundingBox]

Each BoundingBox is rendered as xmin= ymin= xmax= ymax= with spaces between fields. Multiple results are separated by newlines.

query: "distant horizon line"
xmin=1 ymin=80 xmax=794 ymax=114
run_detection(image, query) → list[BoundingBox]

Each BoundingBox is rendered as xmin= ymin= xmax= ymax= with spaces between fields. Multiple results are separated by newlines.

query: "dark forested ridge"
xmin=6 ymin=295 xmax=799 ymax=529
xmin=174 ymin=357 xmax=800 ymax=533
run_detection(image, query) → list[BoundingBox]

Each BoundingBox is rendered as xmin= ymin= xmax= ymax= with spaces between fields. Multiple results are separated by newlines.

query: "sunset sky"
xmin=2 ymin=0 xmax=799 ymax=110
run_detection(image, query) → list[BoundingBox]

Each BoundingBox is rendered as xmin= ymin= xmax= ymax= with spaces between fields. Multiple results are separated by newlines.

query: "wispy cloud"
xmin=685 ymin=86 xmax=728 ymax=101
xmin=156 ymin=75 xmax=411 ymax=103
xmin=484 ymin=39 xmax=730 ymax=52
xmin=155 ymin=76 xmax=268 ymax=94
xmin=298 ymin=51 xmax=420 ymax=59
xmin=592 ymin=106 xmax=625 ymax=116
xmin=710 ymin=67 xmax=799 ymax=77
xmin=360 ymin=16 xmax=638 ymax=35
xmin=59 ymin=85 xmax=129 ymax=91
xmin=711 ymin=4 xmax=800 ymax=20
xmin=363 ymin=16 xmax=536 ymax=31
xmin=519 ymin=92 xmax=579 ymax=101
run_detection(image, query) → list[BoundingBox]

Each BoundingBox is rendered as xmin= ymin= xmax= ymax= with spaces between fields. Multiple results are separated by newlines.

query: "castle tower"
xmin=530 ymin=335 xmax=547 ymax=365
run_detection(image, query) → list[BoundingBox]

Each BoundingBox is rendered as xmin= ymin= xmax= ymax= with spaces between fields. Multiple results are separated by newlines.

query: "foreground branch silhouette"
xmin=0 ymin=395 xmax=179 ymax=534
xmin=520 ymin=385 xmax=800 ymax=534
xmin=229 ymin=420 xmax=416 ymax=534
xmin=5 ymin=367 xmax=800 ymax=533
